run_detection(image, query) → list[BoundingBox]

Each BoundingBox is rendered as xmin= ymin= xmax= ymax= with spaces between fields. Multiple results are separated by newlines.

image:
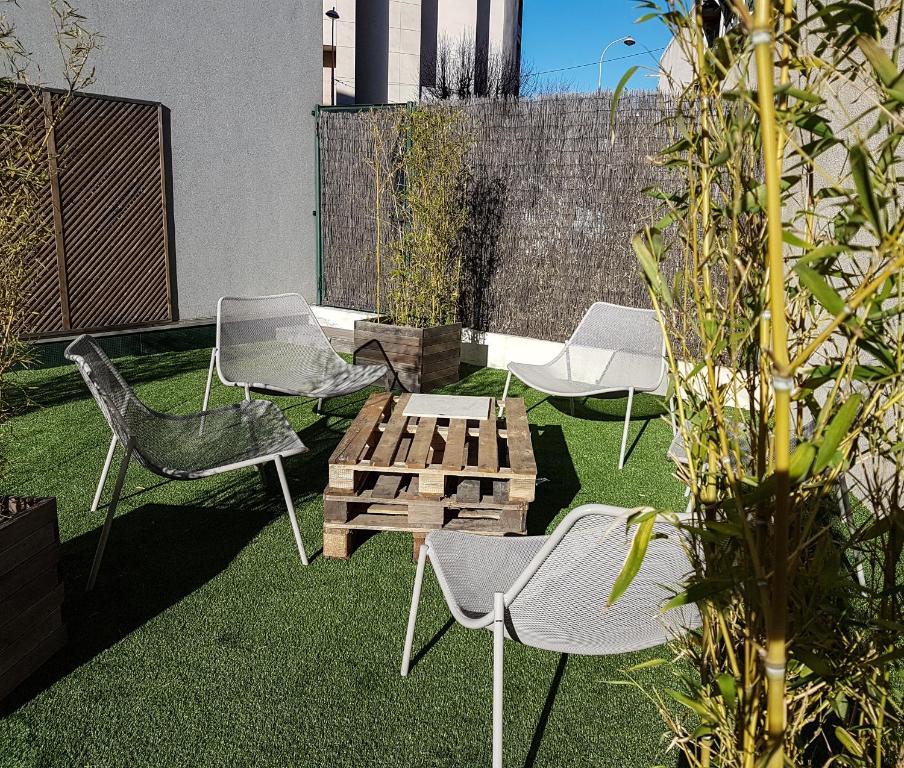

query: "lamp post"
xmin=326 ymin=7 xmax=339 ymax=106
xmin=597 ymin=35 xmax=636 ymax=91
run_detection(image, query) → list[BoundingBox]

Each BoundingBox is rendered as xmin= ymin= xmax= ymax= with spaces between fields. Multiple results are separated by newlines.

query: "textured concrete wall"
xmin=8 ymin=1 xmax=321 ymax=321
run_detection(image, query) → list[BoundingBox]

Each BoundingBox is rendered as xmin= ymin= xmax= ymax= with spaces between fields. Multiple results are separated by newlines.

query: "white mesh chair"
xmin=66 ymin=334 xmax=310 ymax=590
xmin=400 ymin=504 xmax=700 ymax=768
xmin=202 ymin=293 xmax=387 ymax=413
xmin=500 ymin=302 xmax=666 ymax=469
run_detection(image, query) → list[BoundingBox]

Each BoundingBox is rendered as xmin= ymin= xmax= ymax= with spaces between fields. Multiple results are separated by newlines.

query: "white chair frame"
xmin=401 ymin=504 xmax=697 ymax=768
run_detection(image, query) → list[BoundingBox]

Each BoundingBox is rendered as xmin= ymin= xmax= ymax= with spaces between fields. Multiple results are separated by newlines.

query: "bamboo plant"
xmin=362 ymin=104 xmax=473 ymax=328
xmin=0 ymin=0 xmax=97 ymax=487
xmin=614 ymin=0 xmax=904 ymax=764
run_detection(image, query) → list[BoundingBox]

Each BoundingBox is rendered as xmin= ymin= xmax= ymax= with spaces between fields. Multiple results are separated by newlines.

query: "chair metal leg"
xmin=499 ymin=371 xmax=512 ymax=417
xmin=569 ymin=397 xmax=574 ymax=416
xmin=86 ymin=442 xmax=133 ymax=591
xmin=91 ymin=435 xmax=119 ymax=512
xmin=618 ymin=387 xmax=635 ymax=470
xmin=493 ymin=592 xmax=505 ymax=768
xmin=316 ymin=397 xmax=324 ymax=414
xmin=401 ymin=543 xmax=429 ymax=677
xmin=837 ymin=475 xmax=866 ymax=587
xmin=244 ymin=385 xmax=251 ymax=401
xmin=273 ymin=455 xmax=308 ymax=566
xmin=202 ymin=348 xmax=217 ymax=411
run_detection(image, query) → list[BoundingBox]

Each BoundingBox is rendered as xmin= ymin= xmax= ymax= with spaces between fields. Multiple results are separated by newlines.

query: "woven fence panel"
xmin=319 ymin=93 xmax=676 ymax=341
xmin=3 ymin=88 xmax=172 ymax=338
xmin=0 ymin=91 xmax=61 ymax=334
xmin=53 ymin=93 xmax=170 ymax=330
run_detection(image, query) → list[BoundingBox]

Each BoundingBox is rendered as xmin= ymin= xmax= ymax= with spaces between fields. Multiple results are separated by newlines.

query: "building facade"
xmin=322 ymin=0 xmax=523 ymax=105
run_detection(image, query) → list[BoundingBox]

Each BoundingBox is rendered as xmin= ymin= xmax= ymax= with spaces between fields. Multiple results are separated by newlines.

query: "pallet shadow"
xmin=528 ymin=424 xmax=580 ymax=535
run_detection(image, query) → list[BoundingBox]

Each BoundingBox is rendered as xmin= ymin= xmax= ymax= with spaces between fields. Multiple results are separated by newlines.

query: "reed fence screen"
xmin=317 ymin=92 xmax=676 ymax=342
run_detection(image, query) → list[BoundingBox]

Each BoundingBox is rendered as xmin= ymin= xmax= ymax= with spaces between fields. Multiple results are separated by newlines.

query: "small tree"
xmin=422 ymin=34 xmax=530 ymax=101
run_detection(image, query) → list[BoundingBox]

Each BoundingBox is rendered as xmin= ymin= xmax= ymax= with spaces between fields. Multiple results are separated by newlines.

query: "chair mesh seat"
xmin=508 ymin=303 xmax=665 ymax=397
xmin=217 ymin=295 xmax=387 ymax=398
xmin=427 ymin=508 xmax=700 ymax=656
xmin=126 ymin=400 xmax=306 ymax=479
xmin=427 ymin=531 xmax=550 ymax=618
xmin=65 ymin=335 xmax=306 ymax=480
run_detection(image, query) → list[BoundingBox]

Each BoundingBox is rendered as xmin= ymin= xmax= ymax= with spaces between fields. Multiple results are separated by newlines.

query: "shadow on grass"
xmin=0 ymin=418 xmax=345 ymax=717
xmin=548 ymin=392 xmax=669 ymax=423
xmin=528 ymin=424 xmax=580 ymax=535
xmin=524 ymin=653 xmax=569 ymax=768
xmin=7 ymin=349 xmax=212 ymax=419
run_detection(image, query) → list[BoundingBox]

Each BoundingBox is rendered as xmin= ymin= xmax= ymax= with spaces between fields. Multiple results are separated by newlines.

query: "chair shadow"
xmin=527 ymin=424 xmax=581 ymax=535
xmin=0 ymin=471 xmax=301 ymax=716
xmin=523 ymin=653 xmax=569 ymax=768
xmin=407 ymin=616 xmax=456 ymax=674
xmin=548 ymin=392 xmax=669 ymax=423
xmin=8 ymin=348 xmax=213 ymax=418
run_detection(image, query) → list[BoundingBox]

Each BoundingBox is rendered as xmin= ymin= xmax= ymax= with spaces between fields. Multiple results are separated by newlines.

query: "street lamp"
xmin=597 ymin=35 xmax=636 ymax=91
xmin=326 ymin=7 xmax=340 ymax=106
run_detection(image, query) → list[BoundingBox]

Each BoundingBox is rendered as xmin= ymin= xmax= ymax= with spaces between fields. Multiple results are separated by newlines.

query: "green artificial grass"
xmin=1 ymin=348 xmax=688 ymax=768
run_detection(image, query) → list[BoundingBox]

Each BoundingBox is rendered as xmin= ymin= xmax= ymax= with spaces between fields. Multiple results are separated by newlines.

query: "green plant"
xmin=0 ymin=0 xmax=97 ymax=486
xmin=362 ymin=104 xmax=473 ymax=328
xmin=614 ymin=0 xmax=904 ymax=765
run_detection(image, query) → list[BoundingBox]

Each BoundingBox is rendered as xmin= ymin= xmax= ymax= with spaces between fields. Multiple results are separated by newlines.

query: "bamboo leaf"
xmin=789 ymin=442 xmax=816 ymax=483
xmin=662 ymin=579 xmax=731 ymax=611
xmin=834 ymin=726 xmax=864 ymax=757
xmin=716 ymin=674 xmax=736 ymax=710
xmin=856 ymin=35 xmax=904 ymax=103
xmin=610 ymin=66 xmax=639 ymax=140
xmin=814 ymin=394 xmax=862 ymax=473
xmin=795 ymin=264 xmax=846 ymax=316
xmin=626 ymin=658 xmax=667 ymax=671
xmin=632 ymin=232 xmax=673 ymax=306
xmin=848 ymin=143 xmax=884 ymax=236
xmin=666 ymin=689 xmax=710 ymax=717
xmin=607 ymin=516 xmax=655 ymax=606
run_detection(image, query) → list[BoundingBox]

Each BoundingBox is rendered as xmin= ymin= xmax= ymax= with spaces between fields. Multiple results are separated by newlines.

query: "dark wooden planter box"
xmin=353 ymin=319 xmax=462 ymax=393
xmin=0 ymin=497 xmax=67 ymax=703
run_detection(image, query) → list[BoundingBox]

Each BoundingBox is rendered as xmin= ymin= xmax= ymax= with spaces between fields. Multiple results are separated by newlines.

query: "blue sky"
xmin=522 ymin=0 xmax=673 ymax=92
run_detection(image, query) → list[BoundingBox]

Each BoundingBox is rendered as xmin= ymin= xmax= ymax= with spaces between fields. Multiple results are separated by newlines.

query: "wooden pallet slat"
xmin=502 ymin=398 xmax=537 ymax=475
xmin=442 ymin=418 xmax=467 ymax=471
xmin=478 ymin=417 xmax=499 ymax=473
xmin=370 ymin=393 xmax=411 ymax=467
xmin=405 ymin=417 xmax=436 ymax=469
xmin=372 ymin=473 xmax=404 ymax=500
xmin=333 ymin=392 xmax=393 ymax=465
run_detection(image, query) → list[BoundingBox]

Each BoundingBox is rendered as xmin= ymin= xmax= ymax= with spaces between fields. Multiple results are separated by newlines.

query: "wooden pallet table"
xmin=323 ymin=393 xmax=537 ymax=560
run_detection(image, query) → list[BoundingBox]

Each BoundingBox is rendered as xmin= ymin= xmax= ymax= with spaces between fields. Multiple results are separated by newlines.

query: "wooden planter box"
xmin=0 ymin=497 xmax=66 ymax=703
xmin=353 ymin=319 xmax=462 ymax=393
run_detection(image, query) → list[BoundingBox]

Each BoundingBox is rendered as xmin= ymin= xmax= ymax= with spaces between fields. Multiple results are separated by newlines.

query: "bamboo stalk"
xmin=752 ymin=2 xmax=791 ymax=766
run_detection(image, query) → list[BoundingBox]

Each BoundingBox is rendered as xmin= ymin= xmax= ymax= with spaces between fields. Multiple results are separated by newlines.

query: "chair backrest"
xmin=561 ymin=302 xmax=665 ymax=391
xmin=216 ymin=293 xmax=336 ymax=386
xmin=64 ymin=334 xmax=149 ymax=445
xmin=507 ymin=504 xmax=700 ymax=655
